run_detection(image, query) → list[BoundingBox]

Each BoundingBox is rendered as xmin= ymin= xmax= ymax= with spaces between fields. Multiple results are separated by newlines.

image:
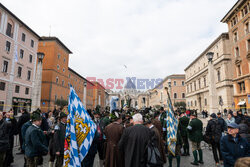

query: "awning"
xmin=237 ymin=101 xmax=246 ymax=106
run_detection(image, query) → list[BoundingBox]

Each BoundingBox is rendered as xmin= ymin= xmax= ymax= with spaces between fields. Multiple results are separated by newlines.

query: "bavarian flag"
xmin=166 ymin=90 xmax=178 ymax=156
xmin=64 ymin=86 xmax=97 ymax=167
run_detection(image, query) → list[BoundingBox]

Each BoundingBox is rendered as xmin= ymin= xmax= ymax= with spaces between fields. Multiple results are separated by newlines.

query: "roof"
xmin=153 ymin=74 xmax=185 ymax=90
xmin=221 ymin=0 xmax=246 ymax=23
xmin=41 ymin=37 xmax=73 ymax=54
xmin=92 ymin=81 xmax=106 ymax=90
xmin=68 ymin=67 xmax=94 ymax=85
xmin=184 ymin=33 xmax=229 ymax=71
xmin=0 ymin=3 xmax=41 ymax=39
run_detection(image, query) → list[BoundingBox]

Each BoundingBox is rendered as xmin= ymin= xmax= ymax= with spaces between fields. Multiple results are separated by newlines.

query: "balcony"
xmin=235 ymin=56 xmax=242 ymax=65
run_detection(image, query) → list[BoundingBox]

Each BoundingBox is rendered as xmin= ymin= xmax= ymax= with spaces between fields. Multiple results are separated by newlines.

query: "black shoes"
xmin=190 ymin=162 xmax=199 ymax=166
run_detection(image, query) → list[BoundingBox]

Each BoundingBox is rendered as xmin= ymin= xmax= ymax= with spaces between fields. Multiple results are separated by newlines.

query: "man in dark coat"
xmin=17 ymin=109 xmax=30 ymax=154
xmin=146 ymin=119 xmax=166 ymax=165
xmin=217 ymin=112 xmax=227 ymax=132
xmin=220 ymin=122 xmax=250 ymax=167
xmin=54 ymin=112 xmax=67 ymax=167
xmin=179 ymin=112 xmax=190 ymax=156
xmin=4 ymin=110 xmax=18 ymax=166
xmin=0 ymin=112 xmax=11 ymax=167
xmin=25 ymin=111 xmax=48 ymax=166
xmin=118 ymin=113 xmax=151 ymax=167
xmin=205 ymin=113 xmax=223 ymax=166
xmin=187 ymin=112 xmax=203 ymax=166
xmin=104 ymin=112 xmax=124 ymax=167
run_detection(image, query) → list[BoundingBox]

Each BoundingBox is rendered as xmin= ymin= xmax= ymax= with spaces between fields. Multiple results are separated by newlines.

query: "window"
xmin=231 ymin=16 xmax=238 ymax=27
xmin=63 ymin=68 xmax=65 ymax=72
xmin=194 ymin=81 xmax=196 ymax=91
xmin=245 ymin=22 xmax=249 ymax=34
xmin=22 ymin=33 xmax=26 ymax=42
xmin=204 ymin=77 xmax=206 ymax=87
xmin=235 ymin=47 xmax=240 ymax=57
xmin=58 ymin=54 xmax=61 ymax=59
xmin=182 ymin=93 xmax=185 ymax=98
xmin=242 ymin=5 xmax=249 ymax=17
xmin=20 ymin=49 xmax=24 ymax=59
xmin=195 ymin=100 xmax=197 ymax=106
xmin=198 ymin=79 xmax=201 ymax=89
xmin=64 ymin=58 xmax=66 ymax=63
xmin=15 ymin=85 xmax=20 ymax=93
xmin=237 ymin=65 xmax=242 ymax=76
xmin=0 ymin=82 xmax=6 ymax=91
xmin=25 ymin=88 xmax=29 ymax=95
xmin=248 ymin=39 xmax=250 ymax=51
xmin=6 ymin=41 xmax=11 ymax=52
xmin=55 ymin=95 xmax=57 ymax=101
xmin=190 ymin=83 xmax=192 ymax=92
xmin=182 ymin=81 xmax=184 ymax=86
xmin=62 ymin=80 xmax=64 ymax=86
xmin=174 ymin=81 xmax=176 ymax=86
xmin=0 ymin=101 xmax=4 ymax=112
xmin=57 ymin=64 xmax=60 ymax=70
xmin=17 ymin=67 xmax=22 ymax=77
xmin=27 ymin=70 xmax=31 ymax=80
xmin=31 ymin=40 xmax=34 ymax=48
xmin=29 ymin=55 xmax=33 ymax=63
xmin=56 ymin=77 xmax=59 ymax=84
xmin=234 ymin=32 xmax=238 ymax=42
xmin=187 ymin=85 xmax=189 ymax=93
xmin=174 ymin=93 xmax=177 ymax=99
xmin=217 ymin=68 xmax=221 ymax=82
xmin=238 ymin=81 xmax=246 ymax=93
xmin=205 ymin=99 xmax=207 ymax=106
xmin=6 ymin=23 xmax=12 ymax=37
xmin=2 ymin=61 xmax=8 ymax=73
xmin=191 ymin=101 xmax=193 ymax=107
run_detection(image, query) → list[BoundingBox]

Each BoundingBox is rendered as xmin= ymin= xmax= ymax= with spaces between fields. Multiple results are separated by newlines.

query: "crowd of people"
xmin=0 ymin=106 xmax=249 ymax=167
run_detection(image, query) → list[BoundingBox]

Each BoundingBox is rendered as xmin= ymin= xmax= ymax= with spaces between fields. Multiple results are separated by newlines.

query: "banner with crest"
xmin=63 ymin=86 xmax=97 ymax=167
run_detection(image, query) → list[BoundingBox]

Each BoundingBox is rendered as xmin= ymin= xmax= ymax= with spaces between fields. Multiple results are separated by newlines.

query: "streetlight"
xmin=206 ymin=52 xmax=218 ymax=114
xmin=206 ymin=52 xmax=214 ymax=62
xmin=37 ymin=52 xmax=45 ymax=63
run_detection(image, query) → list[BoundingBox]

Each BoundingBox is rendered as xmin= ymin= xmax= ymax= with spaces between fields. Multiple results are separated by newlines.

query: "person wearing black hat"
xmin=220 ymin=122 xmax=250 ymax=167
xmin=179 ymin=112 xmax=190 ymax=156
xmin=53 ymin=112 xmax=67 ymax=167
xmin=217 ymin=112 xmax=227 ymax=132
xmin=187 ymin=112 xmax=203 ymax=166
xmin=104 ymin=112 xmax=125 ymax=167
xmin=25 ymin=111 xmax=48 ymax=167
xmin=205 ymin=113 xmax=223 ymax=166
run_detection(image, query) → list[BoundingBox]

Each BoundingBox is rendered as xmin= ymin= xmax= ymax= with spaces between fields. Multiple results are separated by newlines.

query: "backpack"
xmin=210 ymin=119 xmax=222 ymax=143
xmin=145 ymin=132 xmax=164 ymax=167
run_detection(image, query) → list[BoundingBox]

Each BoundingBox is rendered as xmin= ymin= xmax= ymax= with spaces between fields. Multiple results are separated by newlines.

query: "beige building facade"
xmin=148 ymin=74 xmax=186 ymax=109
xmin=185 ymin=33 xmax=234 ymax=112
xmin=0 ymin=3 xmax=40 ymax=114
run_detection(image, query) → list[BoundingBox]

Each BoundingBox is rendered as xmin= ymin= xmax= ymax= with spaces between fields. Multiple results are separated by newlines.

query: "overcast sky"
xmin=2 ymin=0 xmax=236 ymax=90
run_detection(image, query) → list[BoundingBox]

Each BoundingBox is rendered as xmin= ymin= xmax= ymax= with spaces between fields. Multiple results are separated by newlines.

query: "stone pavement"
xmin=12 ymin=116 xmax=218 ymax=167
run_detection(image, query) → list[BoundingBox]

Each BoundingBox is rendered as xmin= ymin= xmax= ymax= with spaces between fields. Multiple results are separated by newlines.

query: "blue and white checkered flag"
xmin=166 ymin=90 xmax=178 ymax=156
xmin=64 ymin=86 xmax=97 ymax=167
xmin=110 ymin=96 xmax=119 ymax=113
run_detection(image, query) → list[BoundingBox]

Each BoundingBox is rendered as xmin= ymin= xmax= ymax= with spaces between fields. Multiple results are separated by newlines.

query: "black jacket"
xmin=118 ymin=124 xmax=151 ymax=167
xmin=238 ymin=123 xmax=250 ymax=143
xmin=220 ymin=134 xmax=250 ymax=167
xmin=205 ymin=118 xmax=222 ymax=143
xmin=54 ymin=122 xmax=66 ymax=155
xmin=25 ymin=124 xmax=48 ymax=158
xmin=17 ymin=112 xmax=30 ymax=133
xmin=0 ymin=119 xmax=11 ymax=152
xmin=217 ymin=117 xmax=227 ymax=132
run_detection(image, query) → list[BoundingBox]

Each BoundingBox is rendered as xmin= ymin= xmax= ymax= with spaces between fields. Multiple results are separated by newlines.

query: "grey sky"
xmin=2 ymin=0 xmax=236 ymax=90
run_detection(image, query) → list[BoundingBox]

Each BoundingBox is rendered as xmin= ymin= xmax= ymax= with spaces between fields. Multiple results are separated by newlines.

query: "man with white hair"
xmin=118 ymin=113 xmax=151 ymax=167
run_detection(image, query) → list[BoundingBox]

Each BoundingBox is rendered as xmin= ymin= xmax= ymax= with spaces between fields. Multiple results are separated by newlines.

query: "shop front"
xmin=12 ymin=97 xmax=32 ymax=115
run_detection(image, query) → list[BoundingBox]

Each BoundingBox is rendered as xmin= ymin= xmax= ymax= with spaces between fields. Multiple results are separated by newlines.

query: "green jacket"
xmin=160 ymin=112 xmax=167 ymax=131
xmin=187 ymin=118 xmax=203 ymax=143
xmin=25 ymin=125 xmax=48 ymax=158
xmin=179 ymin=116 xmax=190 ymax=137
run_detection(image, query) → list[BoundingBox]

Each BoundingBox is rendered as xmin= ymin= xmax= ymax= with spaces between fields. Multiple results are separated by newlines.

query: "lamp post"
xmin=206 ymin=52 xmax=218 ymax=114
xmin=31 ymin=52 xmax=45 ymax=110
